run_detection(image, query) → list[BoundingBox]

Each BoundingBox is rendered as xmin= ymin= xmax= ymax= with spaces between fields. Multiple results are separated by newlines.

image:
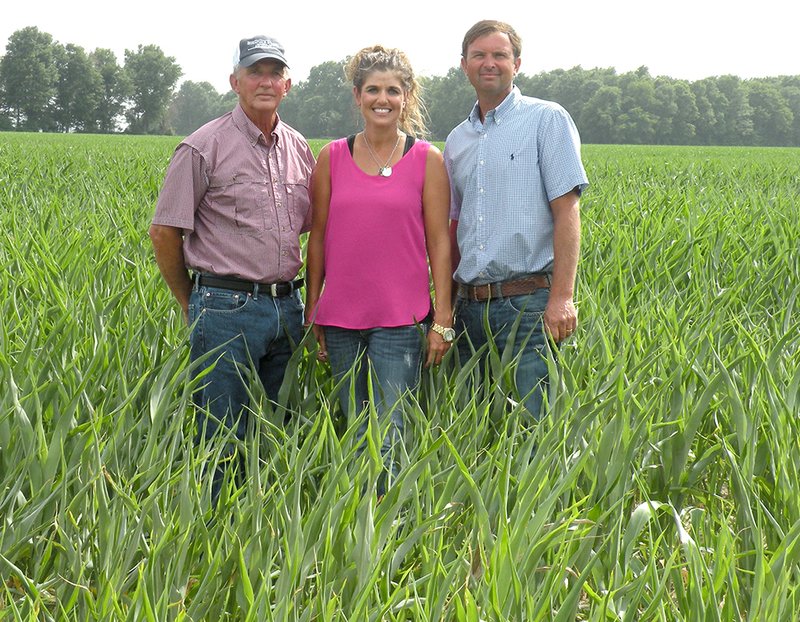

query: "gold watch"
xmin=431 ymin=323 xmax=456 ymax=343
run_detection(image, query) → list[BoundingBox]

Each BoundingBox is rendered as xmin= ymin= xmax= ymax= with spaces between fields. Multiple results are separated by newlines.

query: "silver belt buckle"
xmin=270 ymin=283 xmax=279 ymax=297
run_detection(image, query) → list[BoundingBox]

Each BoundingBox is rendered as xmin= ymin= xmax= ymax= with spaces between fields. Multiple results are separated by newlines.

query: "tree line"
xmin=281 ymin=63 xmax=800 ymax=146
xmin=3 ymin=26 xmax=800 ymax=146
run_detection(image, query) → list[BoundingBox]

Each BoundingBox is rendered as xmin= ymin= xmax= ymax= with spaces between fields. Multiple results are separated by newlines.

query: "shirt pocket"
xmin=208 ymin=173 xmax=271 ymax=235
xmin=284 ymin=179 xmax=311 ymax=232
xmin=490 ymin=139 xmax=537 ymax=181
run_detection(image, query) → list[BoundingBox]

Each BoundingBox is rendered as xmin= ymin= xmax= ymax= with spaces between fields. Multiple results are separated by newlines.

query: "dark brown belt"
xmin=194 ymin=273 xmax=303 ymax=297
xmin=458 ymin=274 xmax=551 ymax=301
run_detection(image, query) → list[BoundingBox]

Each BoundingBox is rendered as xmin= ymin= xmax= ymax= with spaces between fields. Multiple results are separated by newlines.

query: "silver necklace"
xmin=362 ymin=132 xmax=402 ymax=177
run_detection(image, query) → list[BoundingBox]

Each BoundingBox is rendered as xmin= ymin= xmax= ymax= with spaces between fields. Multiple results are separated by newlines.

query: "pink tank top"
xmin=314 ymin=137 xmax=431 ymax=329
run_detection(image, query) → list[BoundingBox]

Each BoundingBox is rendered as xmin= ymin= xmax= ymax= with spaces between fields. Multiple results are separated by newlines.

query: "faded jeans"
xmin=188 ymin=284 xmax=303 ymax=500
xmin=323 ymin=324 xmax=425 ymax=495
xmin=455 ymin=289 xmax=553 ymax=420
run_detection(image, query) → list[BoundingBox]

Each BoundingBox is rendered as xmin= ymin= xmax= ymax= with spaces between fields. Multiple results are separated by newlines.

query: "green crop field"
xmin=1 ymin=132 xmax=799 ymax=620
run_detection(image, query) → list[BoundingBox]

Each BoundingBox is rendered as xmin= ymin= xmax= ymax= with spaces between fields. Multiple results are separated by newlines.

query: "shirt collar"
xmin=232 ymin=103 xmax=283 ymax=147
xmin=468 ymin=86 xmax=521 ymax=125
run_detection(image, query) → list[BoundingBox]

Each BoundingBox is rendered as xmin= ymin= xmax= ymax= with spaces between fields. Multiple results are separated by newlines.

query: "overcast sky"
xmin=2 ymin=0 xmax=796 ymax=94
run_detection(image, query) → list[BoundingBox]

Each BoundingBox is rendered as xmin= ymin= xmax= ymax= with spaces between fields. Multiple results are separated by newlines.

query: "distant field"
xmin=1 ymin=132 xmax=799 ymax=620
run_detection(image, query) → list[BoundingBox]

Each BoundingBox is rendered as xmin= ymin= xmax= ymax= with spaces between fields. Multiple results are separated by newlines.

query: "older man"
xmin=149 ymin=36 xmax=314 ymax=500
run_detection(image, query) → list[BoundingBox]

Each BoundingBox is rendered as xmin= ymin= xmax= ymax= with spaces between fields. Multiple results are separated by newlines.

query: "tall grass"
xmin=1 ymin=133 xmax=798 ymax=620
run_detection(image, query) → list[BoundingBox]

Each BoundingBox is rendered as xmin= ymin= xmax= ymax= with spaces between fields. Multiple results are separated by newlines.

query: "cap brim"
xmin=239 ymin=53 xmax=289 ymax=68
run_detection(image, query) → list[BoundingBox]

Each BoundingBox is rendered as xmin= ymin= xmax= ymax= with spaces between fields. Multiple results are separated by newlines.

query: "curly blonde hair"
xmin=345 ymin=45 xmax=428 ymax=139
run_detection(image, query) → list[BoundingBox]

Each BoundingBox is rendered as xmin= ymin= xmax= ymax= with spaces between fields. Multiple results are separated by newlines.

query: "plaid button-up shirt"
xmin=153 ymin=104 xmax=315 ymax=283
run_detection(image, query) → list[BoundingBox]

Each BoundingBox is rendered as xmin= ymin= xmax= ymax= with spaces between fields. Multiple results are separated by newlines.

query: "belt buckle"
xmin=270 ymin=283 xmax=279 ymax=297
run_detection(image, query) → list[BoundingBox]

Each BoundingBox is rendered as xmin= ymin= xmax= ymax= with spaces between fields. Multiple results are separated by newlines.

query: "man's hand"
xmin=149 ymin=224 xmax=193 ymax=322
xmin=546 ymin=189 xmax=581 ymax=342
xmin=543 ymin=295 xmax=577 ymax=342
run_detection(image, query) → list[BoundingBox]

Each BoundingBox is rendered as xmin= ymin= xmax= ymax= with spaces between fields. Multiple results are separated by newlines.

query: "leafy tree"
xmin=778 ymin=83 xmax=800 ymax=145
xmin=124 ymin=44 xmax=181 ymax=134
xmin=0 ymin=26 xmax=58 ymax=130
xmin=747 ymin=80 xmax=793 ymax=146
xmin=295 ymin=94 xmax=347 ymax=139
xmin=652 ymin=78 xmax=679 ymax=144
xmin=518 ymin=71 xmax=554 ymax=101
xmin=0 ymin=81 xmax=8 ymax=128
xmin=543 ymin=66 xmax=610 ymax=118
xmin=168 ymin=80 xmax=225 ymax=135
xmin=548 ymin=67 xmax=585 ymax=111
xmin=53 ymin=43 xmax=103 ymax=132
xmin=652 ymin=78 xmax=698 ymax=144
xmin=671 ymin=81 xmax=699 ymax=145
xmin=91 ymin=48 xmax=129 ymax=133
xmin=288 ymin=60 xmax=356 ymax=139
xmin=276 ymin=81 xmax=301 ymax=129
xmin=617 ymin=72 xmax=658 ymax=144
xmin=217 ymin=90 xmax=238 ymax=116
xmin=691 ymin=79 xmax=724 ymax=145
xmin=423 ymin=67 xmax=474 ymax=140
xmin=308 ymin=60 xmax=354 ymax=137
xmin=617 ymin=106 xmax=658 ymax=144
xmin=715 ymin=76 xmax=754 ymax=145
xmin=580 ymin=85 xmax=622 ymax=144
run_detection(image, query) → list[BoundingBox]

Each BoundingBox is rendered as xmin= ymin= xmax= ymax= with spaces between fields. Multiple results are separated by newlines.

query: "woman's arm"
xmin=422 ymin=145 xmax=454 ymax=367
xmin=305 ymin=144 xmax=332 ymax=359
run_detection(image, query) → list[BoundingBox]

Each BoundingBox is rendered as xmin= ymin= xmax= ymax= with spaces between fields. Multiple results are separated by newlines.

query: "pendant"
xmin=379 ymin=166 xmax=392 ymax=177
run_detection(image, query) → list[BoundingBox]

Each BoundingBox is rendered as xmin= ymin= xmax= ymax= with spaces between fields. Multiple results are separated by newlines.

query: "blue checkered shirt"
xmin=444 ymin=86 xmax=589 ymax=285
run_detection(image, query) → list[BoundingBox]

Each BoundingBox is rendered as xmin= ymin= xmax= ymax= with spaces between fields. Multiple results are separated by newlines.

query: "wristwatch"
xmin=431 ymin=322 xmax=456 ymax=343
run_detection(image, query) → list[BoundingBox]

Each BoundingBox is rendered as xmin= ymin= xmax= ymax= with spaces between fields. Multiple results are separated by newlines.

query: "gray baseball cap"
xmin=236 ymin=36 xmax=289 ymax=68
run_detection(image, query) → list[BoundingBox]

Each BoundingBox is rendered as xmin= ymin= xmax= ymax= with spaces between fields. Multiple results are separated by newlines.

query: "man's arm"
xmin=149 ymin=224 xmax=193 ymax=323
xmin=448 ymin=219 xmax=461 ymax=306
xmin=544 ymin=189 xmax=581 ymax=342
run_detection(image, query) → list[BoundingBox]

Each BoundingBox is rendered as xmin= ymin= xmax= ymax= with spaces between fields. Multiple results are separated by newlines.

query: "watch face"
xmin=432 ymin=323 xmax=455 ymax=342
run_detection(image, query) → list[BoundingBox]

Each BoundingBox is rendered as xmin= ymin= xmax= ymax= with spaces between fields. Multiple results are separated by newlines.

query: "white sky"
xmin=1 ymin=0 xmax=797 ymax=94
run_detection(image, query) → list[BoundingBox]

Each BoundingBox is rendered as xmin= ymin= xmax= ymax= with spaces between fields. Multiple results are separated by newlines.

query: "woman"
xmin=305 ymin=45 xmax=453 ymax=495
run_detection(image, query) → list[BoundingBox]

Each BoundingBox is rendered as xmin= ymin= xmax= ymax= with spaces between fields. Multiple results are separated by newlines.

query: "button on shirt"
xmin=444 ymin=87 xmax=589 ymax=285
xmin=152 ymin=104 xmax=315 ymax=283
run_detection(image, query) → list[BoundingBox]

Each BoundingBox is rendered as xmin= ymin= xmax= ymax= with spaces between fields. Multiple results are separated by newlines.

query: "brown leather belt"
xmin=458 ymin=274 xmax=551 ymax=301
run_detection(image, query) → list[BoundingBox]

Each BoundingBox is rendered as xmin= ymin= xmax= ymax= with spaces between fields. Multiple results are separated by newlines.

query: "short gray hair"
xmin=232 ymin=59 xmax=290 ymax=78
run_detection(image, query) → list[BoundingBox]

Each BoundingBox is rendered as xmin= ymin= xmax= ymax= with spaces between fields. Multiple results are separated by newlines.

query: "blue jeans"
xmin=323 ymin=324 xmax=425 ymax=494
xmin=455 ymin=289 xmax=553 ymax=420
xmin=188 ymin=285 xmax=304 ymax=442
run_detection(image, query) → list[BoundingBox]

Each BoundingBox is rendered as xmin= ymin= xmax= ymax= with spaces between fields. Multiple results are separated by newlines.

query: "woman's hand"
xmin=424 ymin=328 xmax=451 ymax=368
xmin=310 ymin=323 xmax=328 ymax=362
